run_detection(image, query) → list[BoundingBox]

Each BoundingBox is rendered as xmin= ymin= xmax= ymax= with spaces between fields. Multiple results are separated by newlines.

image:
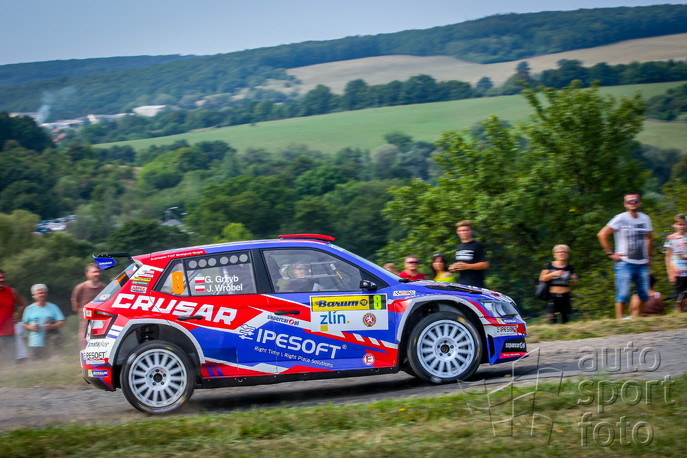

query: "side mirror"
xmin=359 ymin=280 xmax=378 ymax=291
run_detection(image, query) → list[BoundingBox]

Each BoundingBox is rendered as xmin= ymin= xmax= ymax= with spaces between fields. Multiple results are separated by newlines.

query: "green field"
xmin=101 ymin=82 xmax=687 ymax=155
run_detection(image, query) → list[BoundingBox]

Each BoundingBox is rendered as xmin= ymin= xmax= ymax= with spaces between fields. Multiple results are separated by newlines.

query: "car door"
xmin=261 ymin=248 xmax=397 ymax=374
xmin=154 ymin=252 xmax=279 ymax=378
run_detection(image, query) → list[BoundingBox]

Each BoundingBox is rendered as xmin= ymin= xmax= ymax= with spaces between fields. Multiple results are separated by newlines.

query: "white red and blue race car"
xmin=81 ymin=234 xmax=527 ymax=413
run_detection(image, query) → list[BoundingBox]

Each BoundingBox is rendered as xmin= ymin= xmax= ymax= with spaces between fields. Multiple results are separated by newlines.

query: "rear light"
xmin=87 ymin=311 xmax=115 ymax=338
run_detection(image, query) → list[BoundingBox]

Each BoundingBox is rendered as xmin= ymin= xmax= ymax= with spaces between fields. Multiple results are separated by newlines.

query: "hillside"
xmin=101 ymin=82 xmax=687 ymax=155
xmin=1 ymin=4 xmax=686 ymax=120
xmin=286 ymin=33 xmax=687 ymax=94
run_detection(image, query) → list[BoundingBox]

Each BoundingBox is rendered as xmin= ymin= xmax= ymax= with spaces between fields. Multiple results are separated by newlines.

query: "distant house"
xmin=133 ymin=105 xmax=167 ymax=117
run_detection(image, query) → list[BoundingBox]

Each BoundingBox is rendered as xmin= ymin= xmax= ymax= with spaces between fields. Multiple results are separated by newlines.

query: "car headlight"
xmin=481 ymin=300 xmax=521 ymax=319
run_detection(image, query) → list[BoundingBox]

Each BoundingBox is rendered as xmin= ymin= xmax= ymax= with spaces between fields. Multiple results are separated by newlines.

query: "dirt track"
xmin=2 ymin=329 xmax=685 ymax=430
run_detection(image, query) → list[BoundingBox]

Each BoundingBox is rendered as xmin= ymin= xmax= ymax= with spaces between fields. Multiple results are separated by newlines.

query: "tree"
xmin=107 ymin=220 xmax=190 ymax=255
xmin=475 ymin=77 xmax=494 ymax=94
xmin=382 ymin=82 xmax=647 ymax=317
xmin=342 ymin=79 xmax=369 ymax=110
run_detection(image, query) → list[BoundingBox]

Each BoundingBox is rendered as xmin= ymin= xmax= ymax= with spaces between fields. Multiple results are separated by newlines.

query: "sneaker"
xmin=621 ymin=316 xmax=633 ymax=320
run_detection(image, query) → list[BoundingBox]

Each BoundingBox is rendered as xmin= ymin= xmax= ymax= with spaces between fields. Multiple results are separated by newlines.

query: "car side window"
xmin=157 ymin=260 xmax=189 ymax=296
xmin=184 ymin=251 xmax=256 ymax=296
xmin=263 ymin=249 xmax=363 ymax=293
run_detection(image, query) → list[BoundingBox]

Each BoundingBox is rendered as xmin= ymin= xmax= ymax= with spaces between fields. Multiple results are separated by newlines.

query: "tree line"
xmin=67 ymin=58 xmax=687 ymax=144
xmin=1 ymin=4 xmax=686 ymax=120
xmin=2 ymin=81 xmax=687 ymax=318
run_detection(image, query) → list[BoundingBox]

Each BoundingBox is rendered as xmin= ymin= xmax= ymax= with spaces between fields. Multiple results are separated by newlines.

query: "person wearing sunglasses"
xmin=399 ymin=256 xmax=426 ymax=281
xmin=597 ymin=192 xmax=653 ymax=319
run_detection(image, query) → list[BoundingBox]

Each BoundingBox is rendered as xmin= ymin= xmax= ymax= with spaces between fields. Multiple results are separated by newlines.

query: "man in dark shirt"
xmin=449 ymin=220 xmax=489 ymax=288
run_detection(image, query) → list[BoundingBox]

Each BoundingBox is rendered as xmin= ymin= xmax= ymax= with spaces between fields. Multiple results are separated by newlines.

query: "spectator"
xmin=22 ymin=284 xmax=64 ymax=360
xmin=630 ymin=275 xmax=664 ymax=316
xmin=597 ymin=192 xmax=653 ymax=319
xmin=539 ymin=244 xmax=578 ymax=324
xmin=664 ymin=213 xmax=687 ymax=312
xmin=399 ymin=255 xmax=426 ymax=281
xmin=449 ymin=220 xmax=490 ymax=288
xmin=383 ymin=263 xmax=399 ymax=275
xmin=0 ymin=269 xmax=27 ymax=364
xmin=71 ymin=263 xmax=106 ymax=349
xmin=431 ymin=253 xmax=456 ymax=283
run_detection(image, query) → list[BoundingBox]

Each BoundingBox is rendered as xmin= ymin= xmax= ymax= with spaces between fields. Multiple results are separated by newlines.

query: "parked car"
xmin=81 ymin=234 xmax=527 ymax=414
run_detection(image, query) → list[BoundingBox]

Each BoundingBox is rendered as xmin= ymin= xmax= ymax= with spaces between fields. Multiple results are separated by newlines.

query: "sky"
xmin=2 ymin=0 xmax=686 ymax=66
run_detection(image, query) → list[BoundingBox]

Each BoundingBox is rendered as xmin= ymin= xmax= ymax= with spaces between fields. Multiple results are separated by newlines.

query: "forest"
xmin=1 ymin=4 xmax=686 ymax=120
xmin=2 ymin=80 xmax=687 ymax=320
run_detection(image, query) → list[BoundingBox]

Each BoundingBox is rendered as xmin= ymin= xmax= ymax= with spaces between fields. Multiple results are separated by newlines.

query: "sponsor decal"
xmin=503 ymin=338 xmax=527 ymax=351
xmin=363 ymin=313 xmax=376 ymax=327
xmin=267 ymin=314 xmax=301 ymax=327
xmin=251 ymin=329 xmax=342 ymax=358
xmin=88 ymin=369 xmax=109 ymax=377
xmin=111 ymin=293 xmax=238 ymax=325
xmin=84 ymin=350 xmax=107 ymax=361
xmin=130 ymin=285 xmax=147 ymax=293
xmin=392 ymin=290 xmax=415 ymax=297
xmin=131 ymin=276 xmax=151 ymax=283
xmin=311 ymin=309 xmax=388 ymax=332
xmin=493 ymin=325 xmax=518 ymax=335
xmin=363 ymin=353 xmax=375 ymax=366
xmin=151 ymin=249 xmax=206 ymax=261
xmin=311 ymin=294 xmax=387 ymax=311
xmin=238 ymin=324 xmax=256 ymax=340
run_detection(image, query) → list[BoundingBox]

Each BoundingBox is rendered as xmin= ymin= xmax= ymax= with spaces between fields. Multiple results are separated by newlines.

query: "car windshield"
xmin=329 ymin=243 xmax=399 ymax=280
xmin=93 ymin=263 xmax=139 ymax=303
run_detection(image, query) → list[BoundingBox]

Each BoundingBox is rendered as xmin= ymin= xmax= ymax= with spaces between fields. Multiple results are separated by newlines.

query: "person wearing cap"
xmin=22 ymin=284 xmax=64 ymax=360
xmin=597 ymin=192 xmax=653 ymax=319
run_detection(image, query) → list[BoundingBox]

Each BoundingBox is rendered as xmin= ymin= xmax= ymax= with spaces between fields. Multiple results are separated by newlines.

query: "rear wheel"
xmin=120 ymin=341 xmax=195 ymax=414
xmin=407 ymin=311 xmax=482 ymax=383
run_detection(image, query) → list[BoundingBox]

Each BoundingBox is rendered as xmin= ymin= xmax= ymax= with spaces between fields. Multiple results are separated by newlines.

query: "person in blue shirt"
xmin=22 ymin=284 xmax=64 ymax=360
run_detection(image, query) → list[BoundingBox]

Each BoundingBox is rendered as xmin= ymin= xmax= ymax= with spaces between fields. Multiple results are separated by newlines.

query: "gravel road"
xmin=2 ymin=329 xmax=685 ymax=431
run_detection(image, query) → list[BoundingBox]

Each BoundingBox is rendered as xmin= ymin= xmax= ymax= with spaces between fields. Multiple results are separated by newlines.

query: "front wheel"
xmin=120 ymin=341 xmax=195 ymax=414
xmin=407 ymin=311 xmax=482 ymax=384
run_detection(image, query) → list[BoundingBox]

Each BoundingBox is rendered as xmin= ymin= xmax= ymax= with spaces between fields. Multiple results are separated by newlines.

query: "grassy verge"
xmin=2 ymin=313 xmax=686 ymax=388
xmin=2 ymin=373 xmax=685 ymax=457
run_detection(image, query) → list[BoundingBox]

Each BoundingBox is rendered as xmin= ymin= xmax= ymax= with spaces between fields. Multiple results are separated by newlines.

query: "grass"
xmin=1 ymin=373 xmax=686 ymax=456
xmin=101 ymin=81 xmax=687 ymax=156
xmin=2 ymin=314 xmax=686 ymax=456
xmin=3 ymin=313 xmax=686 ymax=388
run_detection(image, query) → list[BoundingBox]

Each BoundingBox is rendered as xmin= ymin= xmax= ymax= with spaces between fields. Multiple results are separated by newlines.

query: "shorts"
xmin=614 ymin=261 xmax=649 ymax=303
xmin=674 ymin=276 xmax=687 ymax=301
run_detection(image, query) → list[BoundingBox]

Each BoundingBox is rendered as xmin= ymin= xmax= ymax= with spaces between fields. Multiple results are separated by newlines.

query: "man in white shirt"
xmin=597 ymin=193 xmax=653 ymax=319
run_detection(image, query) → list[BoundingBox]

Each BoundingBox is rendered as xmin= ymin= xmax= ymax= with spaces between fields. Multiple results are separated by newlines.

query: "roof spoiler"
xmin=278 ymin=234 xmax=336 ymax=242
xmin=92 ymin=252 xmax=134 ymax=270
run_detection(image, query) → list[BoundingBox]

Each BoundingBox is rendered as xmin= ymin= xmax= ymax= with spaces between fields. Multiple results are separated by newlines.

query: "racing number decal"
xmin=171 ymin=271 xmax=185 ymax=295
xmin=373 ymin=295 xmax=383 ymax=310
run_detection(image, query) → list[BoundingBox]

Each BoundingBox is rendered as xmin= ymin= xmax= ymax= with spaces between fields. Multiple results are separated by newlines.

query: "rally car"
xmin=81 ymin=234 xmax=527 ymax=414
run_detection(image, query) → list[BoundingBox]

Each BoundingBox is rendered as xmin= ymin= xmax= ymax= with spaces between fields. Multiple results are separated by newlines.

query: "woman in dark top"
xmin=539 ymin=244 xmax=578 ymax=324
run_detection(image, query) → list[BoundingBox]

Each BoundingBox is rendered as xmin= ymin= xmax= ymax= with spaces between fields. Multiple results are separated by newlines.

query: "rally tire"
xmin=407 ymin=311 xmax=482 ymax=383
xmin=120 ymin=341 xmax=195 ymax=414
